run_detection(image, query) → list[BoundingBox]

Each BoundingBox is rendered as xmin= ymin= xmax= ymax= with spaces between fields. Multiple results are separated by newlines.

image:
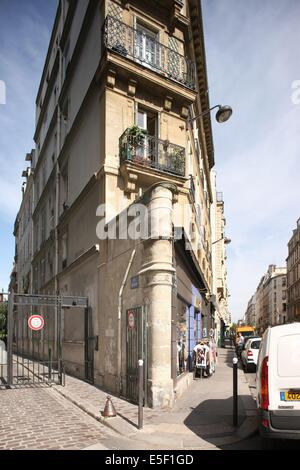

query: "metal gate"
xmin=126 ymin=306 xmax=147 ymax=404
xmin=84 ymin=307 xmax=95 ymax=383
xmin=0 ymin=293 xmax=89 ymax=389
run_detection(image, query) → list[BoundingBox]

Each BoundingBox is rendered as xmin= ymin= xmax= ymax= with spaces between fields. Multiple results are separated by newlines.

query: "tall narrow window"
xmin=135 ymin=22 xmax=159 ymax=69
xmin=62 ymin=232 xmax=68 ymax=269
xmin=136 ymin=106 xmax=158 ymax=165
xmin=61 ymin=161 xmax=69 ymax=211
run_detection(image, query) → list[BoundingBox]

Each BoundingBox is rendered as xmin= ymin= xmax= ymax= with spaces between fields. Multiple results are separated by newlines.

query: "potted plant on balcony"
xmin=170 ymin=146 xmax=185 ymax=175
xmin=126 ymin=125 xmax=148 ymax=164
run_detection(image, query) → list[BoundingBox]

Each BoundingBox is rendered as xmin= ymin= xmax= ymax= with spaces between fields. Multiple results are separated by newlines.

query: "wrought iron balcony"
xmin=120 ymin=128 xmax=186 ymax=177
xmin=102 ymin=15 xmax=196 ymax=90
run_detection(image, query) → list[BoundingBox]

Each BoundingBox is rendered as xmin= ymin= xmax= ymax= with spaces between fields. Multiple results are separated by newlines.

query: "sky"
xmin=0 ymin=1 xmax=300 ymax=322
xmin=202 ymin=0 xmax=300 ymax=321
xmin=0 ymin=0 xmax=58 ymax=292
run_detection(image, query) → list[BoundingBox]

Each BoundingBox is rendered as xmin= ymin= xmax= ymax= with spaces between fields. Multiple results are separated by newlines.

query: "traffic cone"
xmin=102 ymin=395 xmax=117 ymax=417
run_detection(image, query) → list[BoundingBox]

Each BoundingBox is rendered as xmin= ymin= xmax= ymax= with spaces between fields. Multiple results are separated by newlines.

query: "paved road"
xmin=0 ymin=386 xmax=176 ymax=450
xmin=0 ymin=386 xmax=119 ymax=450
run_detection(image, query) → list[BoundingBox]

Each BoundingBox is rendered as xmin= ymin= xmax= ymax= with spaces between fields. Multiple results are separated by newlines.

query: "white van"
xmin=256 ymin=323 xmax=300 ymax=442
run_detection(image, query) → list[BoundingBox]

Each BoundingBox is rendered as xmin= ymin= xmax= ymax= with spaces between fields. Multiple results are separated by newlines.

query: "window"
xmin=42 ymin=160 xmax=47 ymax=188
xmin=61 ymin=232 xmax=68 ymax=269
xmin=63 ymin=39 xmax=70 ymax=77
xmin=62 ymin=97 xmax=69 ymax=123
xmin=176 ymin=297 xmax=188 ymax=376
xmin=35 ymin=176 xmax=40 ymax=201
xmin=40 ymin=208 xmax=46 ymax=244
xmin=136 ymin=106 xmax=158 ymax=162
xmin=135 ymin=22 xmax=159 ymax=69
xmin=282 ymin=290 xmax=287 ymax=300
xmin=61 ymin=161 xmax=69 ymax=210
xmin=137 ymin=106 xmax=157 ymax=137
xmin=40 ymin=258 xmax=46 ymax=287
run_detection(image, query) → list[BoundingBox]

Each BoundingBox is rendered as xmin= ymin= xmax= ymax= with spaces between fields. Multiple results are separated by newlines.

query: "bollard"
xmin=233 ymin=356 xmax=238 ymax=426
xmin=102 ymin=396 xmax=117 ymax=417
xmin=138 ymin=359 xmax=144 ymax=430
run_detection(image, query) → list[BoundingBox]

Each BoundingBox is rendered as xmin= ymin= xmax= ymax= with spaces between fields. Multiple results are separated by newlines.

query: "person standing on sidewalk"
xmin=236 ymin=333 xmax=244 ymax=358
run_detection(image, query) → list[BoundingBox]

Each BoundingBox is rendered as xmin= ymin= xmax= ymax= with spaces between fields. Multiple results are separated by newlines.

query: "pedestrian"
xmin=237 ymin=333 xmax=244 ymax=358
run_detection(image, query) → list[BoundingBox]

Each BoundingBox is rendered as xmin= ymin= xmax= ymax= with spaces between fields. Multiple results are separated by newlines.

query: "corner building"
xmin=16 ymin=0 xmax=218 ymax=408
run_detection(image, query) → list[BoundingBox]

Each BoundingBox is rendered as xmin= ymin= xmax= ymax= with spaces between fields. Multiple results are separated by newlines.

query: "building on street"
xmin=248 ymin=265 xmax=287 ymax=335
xmin=244 ymin=294 xmax=256 ymax=327
xmin=211 ymin=172 xmax=231 ymax=345
xmin=10 ymin=0 xmax=228 ymax=409
xmin=287 ymin=218 xmax=300 ymax=322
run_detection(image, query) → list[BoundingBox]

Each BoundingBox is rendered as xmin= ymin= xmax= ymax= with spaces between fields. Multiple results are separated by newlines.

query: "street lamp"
xmin=189 ymin=105 xmax=233 ymax=124
xmin=212 ymin=237 xmax=231 ymax=245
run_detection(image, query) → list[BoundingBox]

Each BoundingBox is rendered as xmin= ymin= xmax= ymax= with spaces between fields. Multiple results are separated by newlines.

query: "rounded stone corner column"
xmin=139 ymin=182 xmax=178 ymax=409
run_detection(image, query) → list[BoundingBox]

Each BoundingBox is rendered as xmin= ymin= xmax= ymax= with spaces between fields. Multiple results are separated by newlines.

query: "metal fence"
xmin=102 ymin=15 xmax=196 ymax=90
xmin=120 ymin=129 xmax=186 ymax=177
xmin=0 ymin=293 xmax=89 ymax=389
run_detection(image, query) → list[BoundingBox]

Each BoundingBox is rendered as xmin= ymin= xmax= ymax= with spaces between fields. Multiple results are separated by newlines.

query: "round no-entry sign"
xmin=28 ymin=315 xmax=44 ymax=331
xmin=128 ymin=311 xmax=135 ymax=330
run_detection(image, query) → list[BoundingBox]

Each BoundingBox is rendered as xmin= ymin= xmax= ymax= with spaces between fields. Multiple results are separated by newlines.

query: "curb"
xmin=52 ymin=356 xmax=259 ymax=449
xmin=53 ymin=384 xmax=258 ymax=448
xmin=52 ymin=386 xmax=135 ymax=437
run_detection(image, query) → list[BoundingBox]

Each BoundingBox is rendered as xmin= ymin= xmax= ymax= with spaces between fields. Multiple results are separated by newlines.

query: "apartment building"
xmin=287 ymin=218 xmax=300 ymax=321
xmin=252 ymin=265 xmax=287 ymax=335
xmin=211 ymin=172 xmax=230 ymax=345
xmin=12 ymin=0 xmax=221 ymax=408
xmin=244 ymin=294 xmax=256 ymax=327
xmin=10 ymin=151 xmax=35 ymax=295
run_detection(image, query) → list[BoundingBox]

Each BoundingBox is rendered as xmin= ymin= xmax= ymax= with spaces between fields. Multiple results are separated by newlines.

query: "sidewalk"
xmin=53 ymin=347 xmax=258 ymax=450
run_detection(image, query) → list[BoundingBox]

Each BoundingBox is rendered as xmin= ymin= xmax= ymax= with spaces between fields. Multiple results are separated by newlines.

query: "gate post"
xmin=56 ymin=296 xmax=63 ymax=384
xmin=7 ymin=293 xmax=14 ymax=386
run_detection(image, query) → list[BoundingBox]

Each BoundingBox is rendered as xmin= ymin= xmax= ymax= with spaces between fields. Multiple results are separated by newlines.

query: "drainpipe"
xmin=54 ymin=35 xmax=63 ymax=360
xmin=117 ymin=248 xmax=136 ymax=395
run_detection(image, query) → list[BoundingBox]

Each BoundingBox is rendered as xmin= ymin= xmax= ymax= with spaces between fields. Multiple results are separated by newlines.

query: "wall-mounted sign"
xmin=127 ymin=310 xmax=135 ymax=330
xmin=131 ymin=276 xmax=139 ymax=289
xmin=28 ymin=315 xmax=44 ymax=331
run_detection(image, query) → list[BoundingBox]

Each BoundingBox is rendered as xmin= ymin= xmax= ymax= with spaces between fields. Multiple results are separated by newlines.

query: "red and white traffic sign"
xmin=128 ymin=311 xmax=135 ymax=330
xmin=28 ymin=315 xmax=44 ymax=331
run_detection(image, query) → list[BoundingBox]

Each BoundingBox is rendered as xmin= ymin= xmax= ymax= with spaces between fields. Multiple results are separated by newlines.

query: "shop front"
xmin=173 ymin=237 xmax=210 ymax=385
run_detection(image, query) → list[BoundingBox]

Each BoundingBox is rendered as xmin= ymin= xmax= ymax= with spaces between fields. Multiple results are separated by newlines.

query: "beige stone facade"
xmin=12 ymin=0 xmax=220 ymax=408
xmin=244 ymin=294 xmax=256 ymax=327
xmin=10 ymin=151 xmax=35 ymax=295
xmin=210 ymin=171 xmax=230 ymax=345
xmin=249 ymin=265 xmax=287 ymax=335
xmin=287 ymin=218 xmax=300 ymax=322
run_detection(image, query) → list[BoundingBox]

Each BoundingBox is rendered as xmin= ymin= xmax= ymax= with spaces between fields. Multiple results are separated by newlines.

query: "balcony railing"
xmin=102 ymin=15 xmax=196 ymax=90
xmin=120 ymin=129 xmax=185 ymax=177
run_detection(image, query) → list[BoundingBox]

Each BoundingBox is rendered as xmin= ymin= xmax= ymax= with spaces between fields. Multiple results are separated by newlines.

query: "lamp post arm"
xmin=212 ymin=237 xmax=223 ymax=245
xmin=189 ymin=105 xmax=222 ymax=123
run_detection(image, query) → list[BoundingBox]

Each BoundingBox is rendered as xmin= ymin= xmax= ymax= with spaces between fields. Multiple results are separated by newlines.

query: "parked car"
xmin=256 ymin=323 xmax=300 ymax=446
xmin=241 ymin=337 xmax=261 ymax=372
xmin=236 ymin=335 xmax=259 ymax=359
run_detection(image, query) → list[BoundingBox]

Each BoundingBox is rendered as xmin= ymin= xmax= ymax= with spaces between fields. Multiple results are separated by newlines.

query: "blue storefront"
xmin=174 ymin=236 xmax=210 ymax=378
